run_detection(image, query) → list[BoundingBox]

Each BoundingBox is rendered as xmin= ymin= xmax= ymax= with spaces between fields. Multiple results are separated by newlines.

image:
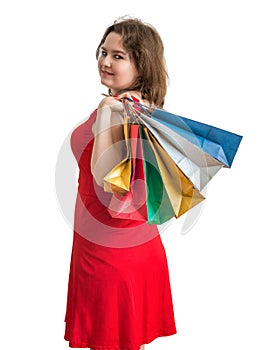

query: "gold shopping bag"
xmin=103 ymin=116 xmax=132 ymax=195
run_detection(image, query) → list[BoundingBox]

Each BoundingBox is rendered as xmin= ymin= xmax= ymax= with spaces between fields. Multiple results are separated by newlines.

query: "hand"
xmin=97 ymin=92 xmax=140 ymax=112
xmin=97 ymin=96 xmax=123 ymax=112
xmin=113 ymin=92 xmax=140 ymax=103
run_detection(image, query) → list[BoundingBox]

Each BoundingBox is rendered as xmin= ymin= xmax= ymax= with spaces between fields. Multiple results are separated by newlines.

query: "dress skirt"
xmin=64 ymin=232 xmax=176 ymax=349
xmin=64 ymin=110 xmax=177 ymax=349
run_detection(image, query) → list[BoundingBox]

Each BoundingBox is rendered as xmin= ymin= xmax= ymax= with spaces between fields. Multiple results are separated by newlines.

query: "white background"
xmin=0 ymin=0 xmax=263 ymax=349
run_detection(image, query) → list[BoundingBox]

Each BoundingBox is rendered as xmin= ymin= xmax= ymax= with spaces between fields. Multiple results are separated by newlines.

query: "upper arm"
xmin=91 ymin=97 xmax=126 ymax=186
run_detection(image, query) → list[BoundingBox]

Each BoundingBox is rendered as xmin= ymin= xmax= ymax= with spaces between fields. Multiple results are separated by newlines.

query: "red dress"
xmin=64 ymin=109 xmax=177 ymax=349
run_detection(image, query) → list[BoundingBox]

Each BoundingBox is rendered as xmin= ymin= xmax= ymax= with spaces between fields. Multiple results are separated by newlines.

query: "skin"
xmin=98 ymin=32 xmax=139 ymax=95
xmin=97 ymin=31 xmax=141 ymax=108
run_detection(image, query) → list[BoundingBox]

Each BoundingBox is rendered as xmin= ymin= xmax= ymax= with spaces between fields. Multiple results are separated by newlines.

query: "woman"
xmin=64 ymin=17 xmax=177 ymax=350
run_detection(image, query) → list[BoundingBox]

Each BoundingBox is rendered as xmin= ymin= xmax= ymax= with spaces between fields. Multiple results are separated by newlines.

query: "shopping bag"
xmin=137 ymin=112 xmax=223 ymax=191
xmin=103 ymin=115 xmax=132 ymax=195
xmin=107 ymin=124 xmax=148 ymax=221
xmin=140 ymin=126 xmax=205 ymax=223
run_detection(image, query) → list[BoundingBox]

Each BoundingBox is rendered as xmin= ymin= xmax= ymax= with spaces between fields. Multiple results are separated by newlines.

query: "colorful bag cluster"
xmin=103 ymin=99 xmax=242 ymax=224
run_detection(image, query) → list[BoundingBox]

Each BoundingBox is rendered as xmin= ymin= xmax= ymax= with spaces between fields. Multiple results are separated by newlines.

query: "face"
xmin=98 ymin=32 xmax=139 ymax=95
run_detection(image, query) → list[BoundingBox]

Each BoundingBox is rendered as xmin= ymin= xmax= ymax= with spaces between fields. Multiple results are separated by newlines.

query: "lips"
xmin=101 ymin=70 xmax=114 ymax=77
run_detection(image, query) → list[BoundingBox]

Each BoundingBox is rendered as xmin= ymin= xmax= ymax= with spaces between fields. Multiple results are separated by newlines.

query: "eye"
xmin=114 ymin=55 xmax=123 ymax=60
xmin=101 ymin=50 xmax=107 ymax=57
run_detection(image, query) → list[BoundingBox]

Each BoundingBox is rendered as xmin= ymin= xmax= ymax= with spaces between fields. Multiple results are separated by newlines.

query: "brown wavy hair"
xmin=96 ymin=17 xmax=169 ymax=107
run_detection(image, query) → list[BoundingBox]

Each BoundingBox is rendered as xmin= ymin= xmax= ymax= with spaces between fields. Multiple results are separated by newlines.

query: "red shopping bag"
xmin=107 ymin=124 xmax=148 ymax=221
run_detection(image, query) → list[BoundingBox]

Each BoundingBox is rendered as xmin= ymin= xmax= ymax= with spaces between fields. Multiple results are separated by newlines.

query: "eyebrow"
xmin=101 ymin=46 xmax=127 ymax=55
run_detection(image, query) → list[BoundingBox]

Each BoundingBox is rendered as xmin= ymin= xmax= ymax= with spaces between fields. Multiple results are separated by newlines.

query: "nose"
xmin=101 ymin=55 xmax=112 ymax=67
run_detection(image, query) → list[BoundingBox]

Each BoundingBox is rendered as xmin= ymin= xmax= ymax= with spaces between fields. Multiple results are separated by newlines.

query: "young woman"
xmin=64 ymin=17 xmax=177 ymax=350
